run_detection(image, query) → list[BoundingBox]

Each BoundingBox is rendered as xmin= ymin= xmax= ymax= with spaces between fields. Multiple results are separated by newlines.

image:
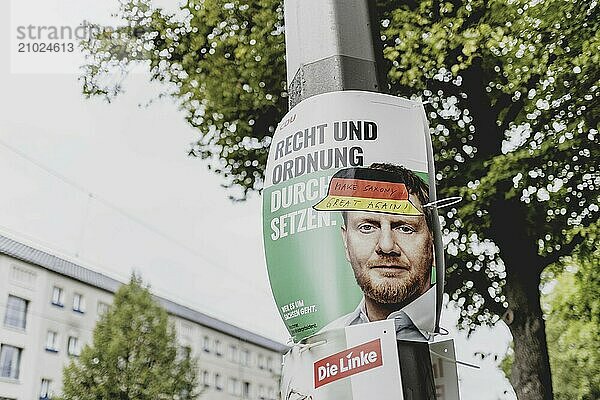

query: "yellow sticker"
xmin=313 ymin=195 xmax=423 ymax=215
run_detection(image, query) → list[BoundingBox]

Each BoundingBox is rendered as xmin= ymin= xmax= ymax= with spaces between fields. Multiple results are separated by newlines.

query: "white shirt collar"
xmin=354 ymin=286 xmax=436 ymax=338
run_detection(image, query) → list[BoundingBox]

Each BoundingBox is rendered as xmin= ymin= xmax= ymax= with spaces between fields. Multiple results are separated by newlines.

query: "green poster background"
xmin=263 ymin=168 xmax=430 ymax=341
xmin=262 ymin=91 xmax=439 ymax=342
xmin=263 ymin=170 xmax=362 ymax=341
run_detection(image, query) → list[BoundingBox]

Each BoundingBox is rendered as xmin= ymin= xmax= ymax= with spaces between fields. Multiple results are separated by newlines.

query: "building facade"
xmin=0 ymin=235 xmax=287 ymax=400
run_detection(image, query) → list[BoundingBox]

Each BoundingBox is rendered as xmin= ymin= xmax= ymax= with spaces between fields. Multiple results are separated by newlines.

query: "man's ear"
xmin=341 ymin=225 xmax=350 ymax=262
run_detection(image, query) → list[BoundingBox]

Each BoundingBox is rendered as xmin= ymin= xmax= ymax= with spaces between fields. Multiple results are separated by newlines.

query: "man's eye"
xmin=396 ymin=225 xmax=415 ymax=233
xmin=358 ymin=224 xmax=377 ymax=233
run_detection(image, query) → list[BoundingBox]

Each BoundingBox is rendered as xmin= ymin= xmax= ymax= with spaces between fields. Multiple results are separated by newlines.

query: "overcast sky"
xmin=1 ymin=0 xmax=515 ymax=398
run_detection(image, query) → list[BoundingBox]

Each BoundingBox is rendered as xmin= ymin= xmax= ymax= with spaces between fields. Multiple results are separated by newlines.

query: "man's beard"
xmin=353 ymin=256 xmax=430 ymax=305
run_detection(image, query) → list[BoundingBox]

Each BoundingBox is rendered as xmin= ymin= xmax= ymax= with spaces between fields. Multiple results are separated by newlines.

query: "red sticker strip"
xmin=314 ymin=338 xmax=383 ymax=388
xmin=328 ymin=178 xmax=409 ymax=200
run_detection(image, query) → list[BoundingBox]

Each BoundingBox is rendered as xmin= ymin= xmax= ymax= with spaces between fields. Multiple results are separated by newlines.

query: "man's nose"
xmin=377 ymin=226 xmax=397 ymax=254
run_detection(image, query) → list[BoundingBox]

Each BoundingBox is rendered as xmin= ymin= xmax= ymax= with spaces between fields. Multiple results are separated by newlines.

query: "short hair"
xmin=341 ymin=163 xmax=433 ymax=233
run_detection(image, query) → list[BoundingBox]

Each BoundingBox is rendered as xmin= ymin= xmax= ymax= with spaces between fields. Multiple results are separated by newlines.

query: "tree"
xmin=80 ymin=1 xmax=599 ymax=399
xmin=378 ymin=2 xmax=598 ymax=399
xmin=500 ymin=240 xmax=600 ymax=400
xmin=544 ymin=241 xmax=600 ymax=400
xmin=60 ymin=275 xmax=198 ymax=400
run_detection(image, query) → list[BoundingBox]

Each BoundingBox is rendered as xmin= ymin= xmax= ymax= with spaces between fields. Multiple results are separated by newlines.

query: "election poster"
xmin=262 ymin=91 xmax=442 ymax=342
xmin=280 ymin=320 xmax=460 ymax=400
xmin=281 ymin=320 xmax=404 ymax=400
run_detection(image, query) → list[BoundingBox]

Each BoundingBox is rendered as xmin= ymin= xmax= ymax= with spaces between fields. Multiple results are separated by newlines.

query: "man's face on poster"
xmin=341 ymin=193 xmax=433 ymax=306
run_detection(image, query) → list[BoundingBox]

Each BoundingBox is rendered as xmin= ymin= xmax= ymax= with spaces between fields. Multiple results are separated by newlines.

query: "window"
xmin=40 ymin=378 xmax=52 ymax=399
xmin=268 ymin=387 xmax=275 ymax=400
xmin=4 ymin=295 xmax=28 ymax=330
xmin=258 ymin=354 xmax=265 ymax=369
xmin=267 ymin=356 xmax=274 ymax=371
xmin=259 ymin=385 xmax=265 ymax=400
xmin=0 ymin=344 xmax=22 ymax=379
xmin=180 ymin=321 xmax=194 ymax=336
xmin=67 ymin=336 xmax=80 ymax=356
xmin=215 ymin=373 xmax=223 ymax=391
xmin=177 ymin=345 xmax=191 ymax=361
xmin=202 ymin=370 xmax=210 ymax=388
xmin=45 ymin=331 xmax=58 ymax=352
xmin=229 ymin=344 xmax=238 ymax=362
xmin=202 ymin=335 xmax=210 ymax=353
xmin=72 ymin=293 xmax=85 ymax=313
xmin=51 ymin=286 xmax=64 ymax=307
xmin=228 ymin=378 xmax=238 ymax=395
xmin=215 ymin=340 xmax=223 ymax=356
xmin=97 ymin=302 xmax=109 ymax=316
xmin=241 ymin=348 xmax=250 ymax=366
xmin=243 ymin=381 xmax=250 ymax=399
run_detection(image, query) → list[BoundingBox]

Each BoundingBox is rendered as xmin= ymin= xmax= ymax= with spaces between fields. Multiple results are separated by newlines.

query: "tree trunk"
xmin=488 ymin=182 xmax=554 ymax=400
xmin=504 ymin=271 xmax=553 ymax=400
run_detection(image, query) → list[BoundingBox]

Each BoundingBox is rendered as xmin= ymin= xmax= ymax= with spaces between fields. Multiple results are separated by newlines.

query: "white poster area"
xmin=281 ymin=320 xmax=460 ymax=400
xmin=269 ymin=91 xmax=461 ymax=400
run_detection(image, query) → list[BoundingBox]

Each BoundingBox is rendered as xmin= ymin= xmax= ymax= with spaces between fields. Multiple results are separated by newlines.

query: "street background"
xmin=1 ymin=0 xmax=514 ymax=398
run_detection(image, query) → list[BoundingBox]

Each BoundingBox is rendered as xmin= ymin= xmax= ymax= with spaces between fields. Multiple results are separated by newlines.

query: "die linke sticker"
xmin=314 ymin=339 xmax=383 ymax=388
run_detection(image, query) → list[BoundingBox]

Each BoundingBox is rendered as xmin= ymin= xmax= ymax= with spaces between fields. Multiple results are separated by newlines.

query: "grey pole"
xmin=283 ymin=0 xmax=445 ymax=334
xmin=284 ymin=0 xmax=387 ymax=108
xmin=283 ymin=2 xmax=439 ymax=398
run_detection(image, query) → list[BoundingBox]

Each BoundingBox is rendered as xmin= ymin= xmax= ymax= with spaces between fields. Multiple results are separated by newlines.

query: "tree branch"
xmin=491 ymin=92 xmax=512 ymax=124
xmin=460 ymin=58 xmax=504 ymax=159
xmin=431 ymin=0 xmax=440 ymax=21
xmin=540 ymin=233 xmax=585 ymax=268
xmin=499 ymin=74 xmax=541 ymax=133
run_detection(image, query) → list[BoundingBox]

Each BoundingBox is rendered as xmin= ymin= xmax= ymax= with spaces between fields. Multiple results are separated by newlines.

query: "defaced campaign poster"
xmin=262 ymin=91 xmax=441 ymax=342
xmin=280 ymin=320 xmax=404 ymax=400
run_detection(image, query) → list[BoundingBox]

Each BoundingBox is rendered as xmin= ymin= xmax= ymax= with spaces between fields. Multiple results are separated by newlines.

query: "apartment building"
xmin=0 ymin=235 xmax=287 ymax=400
